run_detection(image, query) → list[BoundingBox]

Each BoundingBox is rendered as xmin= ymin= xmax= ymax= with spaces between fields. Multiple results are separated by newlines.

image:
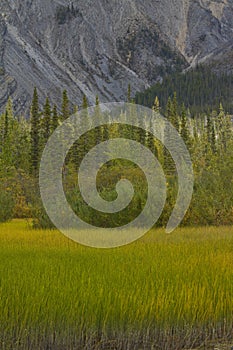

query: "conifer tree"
xmin=3 ymin=97 xmax=14 ymax=142
xmin=102 ymin=112 xmax=109 ymax=143
xmin=82 ymin=94 xmax=88 ymax=111
xmin=30 ymin=87 xmax=40 ymax=176
xmin=180 ymin=104 xmax=191 ymax=148
xmin=206 ymin=114 xmax=212 ymax=144
xmin=61 ymin=89 xmax=70 ymax=121
xmin=152 ymin=96 xmax=160 ymax=113
xmin=146 ymin=118 xmax=158 ymax=158
xmin=211 ymin=122 xmax=217 ymax=154
xmin=127 ymin=83 xmax=131 ymax=103
xmin=193 ymin=117 xmax=199 ymax=143
xmin=171 ymin=92 xmax=179 ymax=131
xmin=165 ymin=97 xmax=173 ymax=122
xmin=51 ymin=104 xmax=59 ymax=132
xmin=163 ymin=121 xmax=175 ymax=175
xmin=136 ymin=115 xmax=146 ymax=146
xmin=41 ymin=97 xmax=51 ymax=143
xmin=73 ymin=94 xmax=89 ymax=169
xmin=4 ymin=110 xmax=9 ymax=141
xmin=164 ymin=96 xmax=177 ymax=175
xmin=81 ymin=94 xmax=89 ymax=147
xmin=217 ymin=103 xmax=232 ymax=152
xmin=225 ymin=113 xmax=232 ymax=150
xmin=95 ymin=95 xmax=102 ymax=144
xmin=6 ymin=97 xmax=14 ymax=119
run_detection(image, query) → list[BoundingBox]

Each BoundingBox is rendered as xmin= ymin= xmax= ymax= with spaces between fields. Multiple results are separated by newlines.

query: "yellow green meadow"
xmin=1 ymin=220 xmax=233 ymax=349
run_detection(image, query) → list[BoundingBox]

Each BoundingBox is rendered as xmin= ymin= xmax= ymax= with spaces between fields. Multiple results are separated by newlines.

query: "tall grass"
xmin=0 ymin=221 xmax=233 ymax=349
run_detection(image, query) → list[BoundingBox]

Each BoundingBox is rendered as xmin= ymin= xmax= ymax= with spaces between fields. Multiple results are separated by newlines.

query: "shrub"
xmin=0 ymin=188 xmax=15 ymax=222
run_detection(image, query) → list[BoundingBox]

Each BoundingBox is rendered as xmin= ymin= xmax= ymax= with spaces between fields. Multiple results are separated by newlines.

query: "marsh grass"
xmin=0 ymin=221 xmax=233 ymax=349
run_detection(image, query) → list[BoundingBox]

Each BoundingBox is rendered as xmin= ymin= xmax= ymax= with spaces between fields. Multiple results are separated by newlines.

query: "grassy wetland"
xmin=1 ymin=220 xmax=233 ymax=350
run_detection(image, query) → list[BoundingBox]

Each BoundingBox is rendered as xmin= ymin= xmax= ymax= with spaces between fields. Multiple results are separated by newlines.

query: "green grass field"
xmin=0 ymin=221 xmax=233 ymax=349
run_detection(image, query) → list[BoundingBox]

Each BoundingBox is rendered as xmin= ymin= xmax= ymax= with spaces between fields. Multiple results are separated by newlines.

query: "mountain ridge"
xmin=0 ymin=0 xmax=233 ymax=114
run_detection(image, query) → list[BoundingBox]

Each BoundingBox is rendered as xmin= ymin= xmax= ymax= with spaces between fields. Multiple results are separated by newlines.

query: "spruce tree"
xmin=225 ymin=113 xmax=232 ymax=150
xmin=73 ymin=94 xmax=89 ymax=169
xmin=30 ymin=87 xmax=40 ymax=176
xmin=136 ymin=115 xmax=146 ymax=146
xmin=171 ymin=92 xmax=179 ymax=131
xmin=164 ymin=97 xmax=177 ymax=175
xmin=95 ymin=95 xmax=102 ymax=144
xmin=211 ymin=122 xmax=217 ymax=154
xmin=82 ymin=94 xmax=88 ymax=111
xmin=6 ymin=97 xmax=14 ymax=119
xmin=217 ymin=103 xmax=226 ymax=152
xmin=206 ymin=114 xmax=212 ymax=144
xmin=193 ymin=116 xmax=199 ymax=143
xmin=146 ymin=117 xmax=158 ymax=158
xmin=216 ymin=103 xmax=232 ymax=152
xmin=4 ymin=110 xmax=9 ymax=141
xmin=81 ymin=94 xmax=89 ymax=150
xmin=3 ymin=97 xmax=14 ymax=142
xmin=61 ymin=89 xmax=70 ymax=121
xmin=127 ymin=83 xmax=131 ymax=103
xmin=165 ymin=97 xmax=172 ymax=120
xmin=51 ymin=104 xmax=59 ymax=132
xmin=180 ymin=104 xmax=191 ymax=148
xmin=152 ymin=96 xmax=160 ymax=113
xmin=41 ymin=97 xmax=51 ymax=143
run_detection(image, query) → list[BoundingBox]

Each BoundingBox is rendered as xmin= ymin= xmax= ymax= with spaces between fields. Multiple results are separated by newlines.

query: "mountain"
xmin=0 ymin=0 xmax=233 ymax=114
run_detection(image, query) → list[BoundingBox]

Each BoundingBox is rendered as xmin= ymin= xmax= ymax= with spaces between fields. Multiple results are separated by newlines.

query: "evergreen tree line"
xmin=135 ymin=65 xmax=233 ymax=115
xmin=0 ymin=86 xmax=232 ymax=228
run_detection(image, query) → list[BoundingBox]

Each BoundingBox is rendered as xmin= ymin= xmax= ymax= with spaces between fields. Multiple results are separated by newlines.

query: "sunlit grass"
xmin=0 ymin=221 xmax=233 ymax=349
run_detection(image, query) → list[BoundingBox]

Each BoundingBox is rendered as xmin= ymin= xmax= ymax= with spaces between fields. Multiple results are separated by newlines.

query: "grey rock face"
xmin=0 ymin=0 xmax=232 ymax=114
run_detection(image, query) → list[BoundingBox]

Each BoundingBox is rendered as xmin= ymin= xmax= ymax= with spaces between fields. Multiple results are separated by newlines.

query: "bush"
xmin=31 ymin=203 xmax=55 ymax=229
xmin=0 ymin=189 xmax=15 ymax=222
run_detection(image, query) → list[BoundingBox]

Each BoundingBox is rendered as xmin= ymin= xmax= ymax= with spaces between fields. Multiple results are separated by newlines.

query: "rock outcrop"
xmin=0 ymin=0 xmax=232 ymax=114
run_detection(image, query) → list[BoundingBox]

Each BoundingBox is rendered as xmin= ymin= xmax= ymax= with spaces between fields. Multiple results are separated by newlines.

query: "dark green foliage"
xmin=163 ymin=125 xmax=176 ymax=176
xmin=82 ymin=94 xmax=88 ymax=111
xmin=171 ymin=92 xmax=179 ymax=131
xmin=211 ymin=122 xmax=217 ymax=154
xmin=152 ymin=96 xmax=160 ymax=113
xmin=1 ymin=85 xmax=233 ymax=228
xmin=70 ymin=95 xmax=89 ymax=169
xmin=135 ymin=65 xmax=233 ymax=115
xmin=216 ymin=103 xmax=232 ymax=153
xmin=41 ymin=97 xmax=51 ymax=145
xmin=180 ymin=104 xmax=191 ymax=149
xmin=146 ymin=118 xmax=158 ymax=158
xmin=80 ymin=95 xmax=89 ymax=154
xmin=165 ymin=97 xmax=173 ymax=120
xmin=0 ymin=187 xmax=14 ymax=222
xmin=66 ymin=164 xmax=147 ymax=228
xmin=95 ymin=95 xmax=102 ymax=144
xmin=31 ymin=200 xmax=55 ymax=229
xmin=135 ymin=114 xmax=146 ymax=146
xmin=127 ymin=83 xmax=132 ymax=103
xmin=206 ymin=114 xmax=216 ymax=154
xmin=4 ymin=110 xmax=9 ymax=141
xmin=61 ymin=90 xmax=70 ymax=121
xmin=185 ymin=153 xmax=233 ymax=226
xmin=51 ymin=104 xmax=59 ymax=132
xmin=163 ymin=97 xmax=178 ymax=175
xmin=30 ymin=87 xmax=40 ymax=176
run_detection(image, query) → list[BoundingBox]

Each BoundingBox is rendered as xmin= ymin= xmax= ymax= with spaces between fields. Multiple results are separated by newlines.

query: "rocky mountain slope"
xmin=0 ymin=0 xmax=233 ymax=114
